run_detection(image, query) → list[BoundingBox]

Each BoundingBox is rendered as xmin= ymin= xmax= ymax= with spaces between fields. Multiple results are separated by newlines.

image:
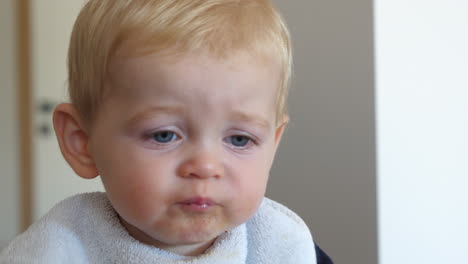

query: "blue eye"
xmin=152 ymin=131 xmax=177 ymax=143
xmin=228 ymin=135 xmax=251 ymax=147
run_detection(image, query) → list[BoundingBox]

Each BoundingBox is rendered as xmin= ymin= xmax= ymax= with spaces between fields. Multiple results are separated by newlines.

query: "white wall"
xmin=375 ymin=1 xmax=468 ymax=263
xmin=0 ymin=0 xmax=19 ymax=247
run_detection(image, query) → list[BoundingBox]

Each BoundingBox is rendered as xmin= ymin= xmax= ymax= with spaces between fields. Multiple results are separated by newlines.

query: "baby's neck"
xmin=164 ymin=240 xmax=216 ymax=257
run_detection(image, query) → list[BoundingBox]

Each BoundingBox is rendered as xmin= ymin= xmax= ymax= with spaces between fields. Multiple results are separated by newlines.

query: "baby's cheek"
xmin=229 ymin=192 xmax=263 ymax=226
xmin=236 ymin=176 xmax=267 ymax=214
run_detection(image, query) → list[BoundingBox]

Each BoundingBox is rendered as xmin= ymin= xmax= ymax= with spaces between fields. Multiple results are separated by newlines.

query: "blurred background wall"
xmin=269 ymin=1 xmax=377 ymax=263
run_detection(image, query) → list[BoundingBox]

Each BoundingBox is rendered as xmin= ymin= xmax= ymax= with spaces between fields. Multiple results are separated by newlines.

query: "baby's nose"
xmin=177 ymin=150 xmax=224 ymax=180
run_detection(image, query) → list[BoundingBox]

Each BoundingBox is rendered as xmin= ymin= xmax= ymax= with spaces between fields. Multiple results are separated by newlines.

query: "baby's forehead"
xmin=102 ymin=51 xmax=280 ymax=125
xmin=107 ymin=50 xmax=281 ymax=92
xmin=109 ymin=51 xmax=278 ymax=92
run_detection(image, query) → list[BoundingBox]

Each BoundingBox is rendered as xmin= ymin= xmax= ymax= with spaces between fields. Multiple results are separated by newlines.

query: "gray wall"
xmin=0 ymin=0 xmax=20 ymax=247
xmin=268 ymin=1 xmax=377 ymax=263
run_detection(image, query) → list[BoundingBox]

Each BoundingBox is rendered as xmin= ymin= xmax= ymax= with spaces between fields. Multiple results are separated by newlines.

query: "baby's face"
xmin=87 ymin=52 xmax=285 ymax=254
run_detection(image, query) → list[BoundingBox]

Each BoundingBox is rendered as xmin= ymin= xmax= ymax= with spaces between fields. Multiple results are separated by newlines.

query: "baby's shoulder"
xmin=259 ymin=198 xmax=310 ymax=227
xmin=0 ymin=192 xmax=112 ymax=263
xmin=245 ymin=197 xmax=316 ymax=263
xmin=45 ymin=192 xmax=112 ymax=221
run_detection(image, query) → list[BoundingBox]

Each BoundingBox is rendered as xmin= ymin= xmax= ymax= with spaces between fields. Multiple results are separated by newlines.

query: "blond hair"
xmin=68 ymin=0 xmax=292 ymax=125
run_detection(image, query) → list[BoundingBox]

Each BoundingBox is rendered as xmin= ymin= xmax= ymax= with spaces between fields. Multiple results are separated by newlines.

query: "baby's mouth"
xmin=178 ymin=197 xmax=216 ymax=212
xmin=180 ymin=197 xmax=215 ymax=206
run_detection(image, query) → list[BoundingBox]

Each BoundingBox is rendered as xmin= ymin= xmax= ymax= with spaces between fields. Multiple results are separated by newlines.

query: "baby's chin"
xmin=151 ymin=211 xmax=245 ymax=244
xmin=118 ymin=202 xmax=258 ymax=255
xmin=121 ymin=215 xmax=231 ymax=251
xmin=150 ymin=220 xmax=232 ymax=246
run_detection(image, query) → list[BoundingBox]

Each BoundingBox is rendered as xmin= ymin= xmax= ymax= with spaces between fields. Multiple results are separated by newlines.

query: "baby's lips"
xmin=179 ymin=197 xmax=216 ymax=206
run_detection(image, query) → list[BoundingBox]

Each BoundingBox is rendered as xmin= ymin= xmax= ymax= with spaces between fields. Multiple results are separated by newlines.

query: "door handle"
xmin=36 ymin=100 xmax=58 ymax=137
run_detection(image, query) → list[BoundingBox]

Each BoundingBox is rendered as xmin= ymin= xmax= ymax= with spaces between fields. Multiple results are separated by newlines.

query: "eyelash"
xmin=144 ymin=129 xmax=259 ymax=150
xmin=223 ymin=134 xmax=257 ymax=149
xmin=151 ymin=131 xmax=179 ymax=143
xmin=144 ymin=130 xmax=181 ymax=146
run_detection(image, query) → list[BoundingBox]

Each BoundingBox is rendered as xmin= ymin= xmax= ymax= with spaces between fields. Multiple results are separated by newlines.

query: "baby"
xmin=1 ymin=0 xmax=332 ymax=263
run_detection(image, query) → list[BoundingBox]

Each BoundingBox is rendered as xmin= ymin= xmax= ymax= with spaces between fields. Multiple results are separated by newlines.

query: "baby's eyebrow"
xmin=125 ymin=107 xmax=271 ymax=131
xmin=127 ymin=105 xmax=186 ymax=125
xmin=229 ymin=111 xmax=272 ymax=130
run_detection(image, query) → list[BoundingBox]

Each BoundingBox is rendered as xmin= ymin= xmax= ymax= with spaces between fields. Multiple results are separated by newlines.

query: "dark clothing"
xmin=315 ymin=243 xmax=334 ymax=264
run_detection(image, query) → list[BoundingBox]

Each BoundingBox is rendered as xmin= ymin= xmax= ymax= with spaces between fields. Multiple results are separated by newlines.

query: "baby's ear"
xmin=274 ymin=115 xmax=289 ymax=148
xmin=52 ymin=103 xmax=99 ymax=179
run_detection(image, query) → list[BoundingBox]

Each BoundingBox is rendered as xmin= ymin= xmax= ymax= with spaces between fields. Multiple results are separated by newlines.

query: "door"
xmin=31 ymin=0 xmax=104 ymax=220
